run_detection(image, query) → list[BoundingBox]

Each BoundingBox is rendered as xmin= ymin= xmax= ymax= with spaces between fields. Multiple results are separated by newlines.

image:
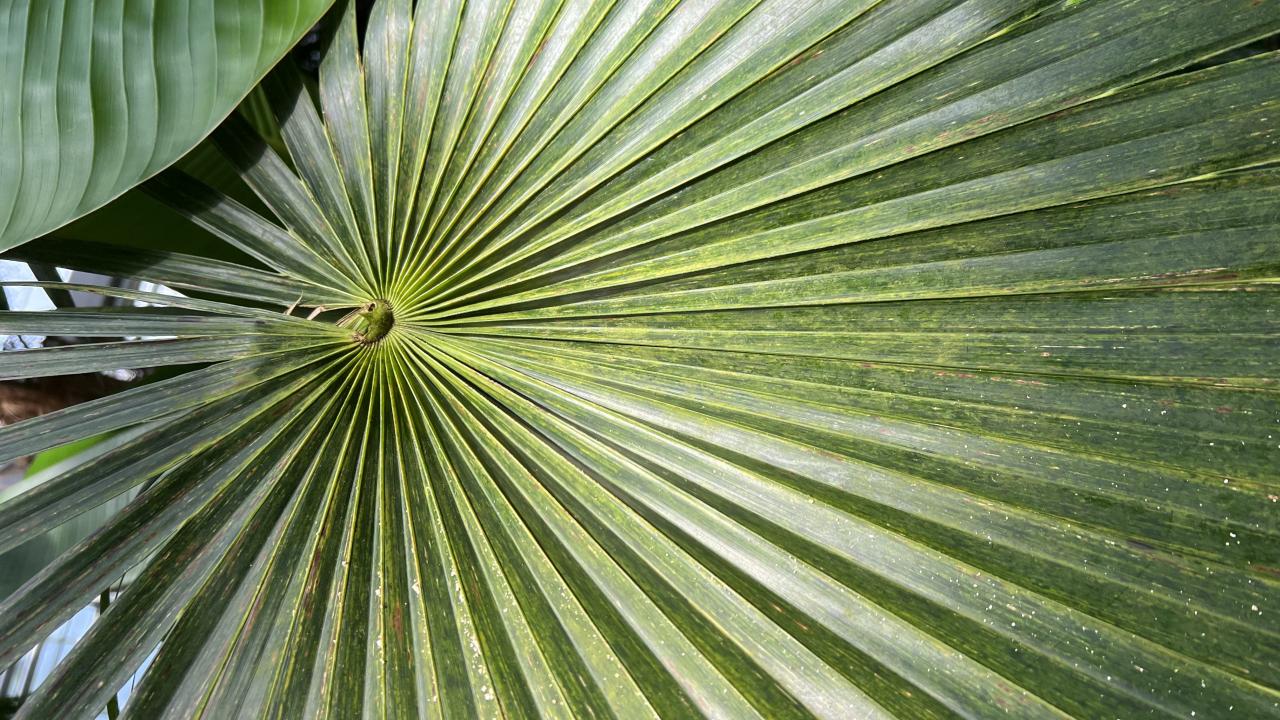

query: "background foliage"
xmin=0 ymin=0 xmax=335 ymax=249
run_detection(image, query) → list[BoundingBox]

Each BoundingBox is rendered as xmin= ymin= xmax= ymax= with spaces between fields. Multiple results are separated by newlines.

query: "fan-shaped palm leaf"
xmin=2 ymin=0 xmax=1279 ymax=717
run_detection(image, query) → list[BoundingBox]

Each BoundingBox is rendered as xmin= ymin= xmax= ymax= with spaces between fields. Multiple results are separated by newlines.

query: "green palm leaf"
xmin=0 ymin=0 xmax=335 ymax=249
xmin=2 ymin=0 xmax=1279 ymax=717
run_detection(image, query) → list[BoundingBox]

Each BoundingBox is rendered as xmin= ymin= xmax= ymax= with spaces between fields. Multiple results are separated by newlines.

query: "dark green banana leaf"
xmin=0 ymin=0 xmax=335 ymax=250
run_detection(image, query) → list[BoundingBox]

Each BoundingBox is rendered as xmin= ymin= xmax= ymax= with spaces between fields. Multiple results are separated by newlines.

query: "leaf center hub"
xmin=342 ymin=299 xmax=395 ymax=344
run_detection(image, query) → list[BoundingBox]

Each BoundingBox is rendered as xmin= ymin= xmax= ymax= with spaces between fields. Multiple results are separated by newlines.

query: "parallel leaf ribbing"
xmin=1 ymin=0 xmax=1278 ymax=718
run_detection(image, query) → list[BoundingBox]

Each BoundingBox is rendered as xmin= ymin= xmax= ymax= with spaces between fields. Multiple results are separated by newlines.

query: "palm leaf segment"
xmin=3 ymin=0 xmax=1280 ymax=717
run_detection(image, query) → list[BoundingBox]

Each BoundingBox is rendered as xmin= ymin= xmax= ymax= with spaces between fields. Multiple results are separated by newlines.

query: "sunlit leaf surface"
xmin=2 ymin=0 xmax=1279 ymax=717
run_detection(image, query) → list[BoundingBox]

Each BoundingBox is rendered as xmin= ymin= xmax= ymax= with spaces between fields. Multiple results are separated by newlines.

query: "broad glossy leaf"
xmin=0 ymin=0 xmax=335 ymax=249
xmin=1 ymin=1 xmax=1278 ymax=718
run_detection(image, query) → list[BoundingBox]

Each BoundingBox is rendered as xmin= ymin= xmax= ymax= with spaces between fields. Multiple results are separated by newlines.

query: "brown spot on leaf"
xmin=1249 ymin=564 xmax=1280 ymax=579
